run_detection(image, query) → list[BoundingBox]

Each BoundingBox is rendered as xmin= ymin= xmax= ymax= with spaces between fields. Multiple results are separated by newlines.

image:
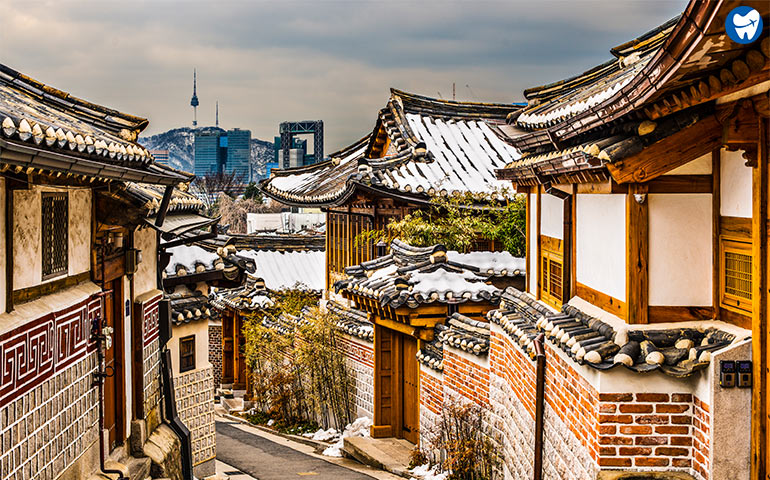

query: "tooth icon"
xmin=733 ymin=9 xmax=760 ymax=41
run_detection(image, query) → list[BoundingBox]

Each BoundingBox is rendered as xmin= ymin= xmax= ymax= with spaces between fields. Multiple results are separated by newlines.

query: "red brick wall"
xmin=442 ymin=349 xmax=489 ymax=406
xmin=692 ymin=395 xmax=711 ymax=479
xmin=420 ymin=368 xmax=444 ymax=415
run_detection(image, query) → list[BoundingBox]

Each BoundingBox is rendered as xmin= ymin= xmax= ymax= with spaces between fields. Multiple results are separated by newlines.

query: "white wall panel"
xmin=576 ymin=194 xmax=626 ymax=301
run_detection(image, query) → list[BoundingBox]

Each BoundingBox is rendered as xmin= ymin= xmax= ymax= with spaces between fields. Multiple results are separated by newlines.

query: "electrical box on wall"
xmin=737 ymin=360 xmax=752 ymax=388
xmin=125 ymin=248 xmax=143 ymax=275
xmin=720 ymin=360 xmax=736 ymax=388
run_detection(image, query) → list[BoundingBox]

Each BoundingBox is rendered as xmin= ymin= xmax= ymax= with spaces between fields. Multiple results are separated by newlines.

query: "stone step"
xmin=342 ymin=436 xmax=413 ymax=478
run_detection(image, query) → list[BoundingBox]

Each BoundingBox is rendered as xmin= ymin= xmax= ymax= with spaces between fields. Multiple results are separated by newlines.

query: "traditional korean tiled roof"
xmin=501 ymin=1 xmax=770 ymax=159
xmin=163 ymin=244 xmax=227 ymax=279
xmin=326 ymin=300 xmax=374 ymax=341
xmin=0 ymin=63 xmax=190 ymax=185
xmin=210 ymin=278 xmax=274 ymax=312
xmin=169 ymin=292 xmax=218 ymax=326
xmin=261 ymin=89 xmax=521 ymax=207
xmin=237 ymin=249 xmax=325 ymax=292
xmin=192 ymin=231 xmax=325 ymax=253
xmin=262 ymin=310 xmax=311 ymax=336
xmin=417 ymin=338 xmax=444 ymax=372
xmin=436 ymin=313 xmax=490 ymax=356
xmin=335 ymin=239 xmax=524 ymax=309
xmin=490 ymin=288 xmax=748 ymax=378
xmin=125 ymin=182 xmax=204 ymax=215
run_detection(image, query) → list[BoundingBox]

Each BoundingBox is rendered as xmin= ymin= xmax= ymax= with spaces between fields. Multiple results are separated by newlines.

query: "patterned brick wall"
xmin=0 ymin=293 xmax=102 ymax=480
xmin=336 ymin=333 xmax=374 ymax=417
xmin=692 ymin=396 xmax=711 ymax=479
xmin=419 ymin=367 xmax=443 ymax=448
xmin=208 ymin=324 xmax=222 ymax=388
xmin=442 ymin=347 xmax=489 ymax=406
xmin=174 ymin=365 xmax=216 ymax=468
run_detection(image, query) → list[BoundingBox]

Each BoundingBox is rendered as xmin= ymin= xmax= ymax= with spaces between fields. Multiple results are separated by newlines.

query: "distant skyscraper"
xmin=150 ymin=149 xmax=170 ymax=165
xmin=190 ymin=69 xmax=199 ymax=127
xmin=194 ymin=128 xmax=252 ymax=183
xmin=194 ymin=129 xmax=224 ymax=177
xmin=226 ymin=128 xmax=251 ymax=182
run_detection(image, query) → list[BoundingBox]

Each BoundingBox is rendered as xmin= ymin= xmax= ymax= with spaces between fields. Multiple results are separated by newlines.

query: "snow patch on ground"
xmin=306 ymin=427 xmax=338 ymax=442
xmin=322 ymin=417 xmax=372 ymax=457
xmin=409 ymin=464 xmax=448 ymax=480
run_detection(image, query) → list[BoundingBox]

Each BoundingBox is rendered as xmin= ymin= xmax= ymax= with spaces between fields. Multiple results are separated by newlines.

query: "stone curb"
xmin=220 ymin=413 xmax=332 ymax=453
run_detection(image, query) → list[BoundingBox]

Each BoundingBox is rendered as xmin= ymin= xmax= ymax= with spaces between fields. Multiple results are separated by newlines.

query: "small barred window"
xmin=720 ymin=238 xmax=752 ymax=315
xmin=180 ymin=335 xmax=196 ymax=373
xmin=42 ymin=192 xmax=68 ymax=279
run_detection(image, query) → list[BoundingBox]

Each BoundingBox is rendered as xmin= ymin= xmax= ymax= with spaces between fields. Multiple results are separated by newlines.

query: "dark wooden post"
xmin=626 ymin=183 xmax=649 ymax=324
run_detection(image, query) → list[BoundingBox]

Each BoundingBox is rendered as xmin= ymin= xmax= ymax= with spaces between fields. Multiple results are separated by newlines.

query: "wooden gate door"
xmin=235 ymin=315 xmax=247 ymax=390
xmin=222 ymin=312 xmax=234 ymax=384
xmin=103 ymin=278 xmax=125 ymax=449
xmin=402 ymin=335 xmax=419 ymax=444
xmin=373 ymin=325 xmax=395 ymax=438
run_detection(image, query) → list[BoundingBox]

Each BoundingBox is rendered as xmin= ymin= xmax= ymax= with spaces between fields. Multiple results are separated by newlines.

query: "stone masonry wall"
xmin=208 ymin=324 xmax=223 ymax=388
xmin=336 ymin=333 xmax=374 ymax=418
xmin=174 ymin=365 xmax=216 ymax=468
xmin=0 ymin=294 xmax=102 ymax=480
xmin=138 ymin=292 xmax=162 ymax=422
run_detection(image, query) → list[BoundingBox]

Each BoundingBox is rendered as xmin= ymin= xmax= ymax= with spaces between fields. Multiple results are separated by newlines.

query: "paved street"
xmin=215 ymin=418 xmax=397 ymax=480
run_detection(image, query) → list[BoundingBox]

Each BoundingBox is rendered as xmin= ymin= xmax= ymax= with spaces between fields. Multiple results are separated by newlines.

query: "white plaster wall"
xmin=720 ymin=149 xmax=752 ymax=218
xmin=133 ymin=226 xmax=158 ymax=297
xmin=575 ymin=194 xmax=626 ymax=301
xmin=648 ymin=194 xmax=712 ymax=306
xmin=14 ymin=189 xmax=41 ymax=290
xmin=528 ymin=193 xmax=538 ymax=296
xmin=665 ymin=152 xmax=712 ymax=175
xmin=540 ymin=193 xmax=564 ymax=240
xmin=0 ymin=178 xmax=5 ymax=313
xmin=68 ymin=189 xmax=91 ymax=276
xmin=168 ymin=321 xmax=211 ymax=376
xmin=14 ymin=186 xmax=91 ymax=290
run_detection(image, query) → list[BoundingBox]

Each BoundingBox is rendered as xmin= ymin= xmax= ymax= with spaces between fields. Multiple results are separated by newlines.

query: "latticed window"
xmin=180 ymin=335 xmax=196 ymax=373
xmin=541 ymin=235 xmax=564 ymax=310
xmin=42 ymin=192 xmax=68 ymax=279
xmin=720 ymin=238 xmax=752 ymax=314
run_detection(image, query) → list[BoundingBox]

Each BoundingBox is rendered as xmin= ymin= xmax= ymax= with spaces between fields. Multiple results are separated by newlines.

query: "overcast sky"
xmin=0 ymin=0 xmax=686 ymax=151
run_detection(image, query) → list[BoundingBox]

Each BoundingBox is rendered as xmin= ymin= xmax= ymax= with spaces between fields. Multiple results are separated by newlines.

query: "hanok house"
xmin=0 ymin=63 xmax=198 ymax=480
xmin=334 ymin=239 xmax=524 ymax=444
xmin=210 ymin=248 xmax=325 ymax=398
xmin=490 ymin=2 xmax=768 ymax=479
xmin=260 ymin=89 xmax=522 ymax=290
xmin=129 ymin=184 xmax=223 ymax=478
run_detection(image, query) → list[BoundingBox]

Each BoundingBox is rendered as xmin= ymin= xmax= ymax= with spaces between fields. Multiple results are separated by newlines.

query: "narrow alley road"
xmin=215 ymin=418 xmax=396 ymax=480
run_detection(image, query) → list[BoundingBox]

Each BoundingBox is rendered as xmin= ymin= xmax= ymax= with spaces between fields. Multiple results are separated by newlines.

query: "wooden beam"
xmin=13 ymin=271 xmax=91 ymax=304
xmin=536 ymin=190 xmax=541 ymax=300
xmin=374 ymin=316 xmax=418 ymax=337
xmin=626 ymin=184 xmax=649 ymax=324
xmin=575 ymin=282 xmax=627 ymax=320
xmin=570 ymin=185 xmax=577 ymax=298
xmin=721 ymin=215 xmax=752 ymax=240
xmin=575 ymin=180 xmax=627 ymax=194
xmin=606 ymin=115 xmax=722 ymax=184
xmin=712 ymin=150 xmax=721 ymax=318
xmin=154 ymin=185 xmax=174 ymax=228
xmin=646 ymin=175 xmax=713 ymax=194
xmin=647 ymin=306 xmax=714 ymax=323
xmin=526 ymin=193 xmax=530 ymax=293
xmin=751 ymin=116 xmax=768 ymax=480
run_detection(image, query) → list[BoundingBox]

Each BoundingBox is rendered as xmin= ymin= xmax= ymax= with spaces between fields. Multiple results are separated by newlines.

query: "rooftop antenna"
xmin=190 ymin=69 xmax=199 ymax=127
xmin=437 ymin=91 xmax=444 ymax=99
xmin=215 ymin=101 xmax=219 ymax=128
xmin=466 ymin=84 xmax=479 ymax=101
xmin=452 ymin=82 xmax=456 ymax=101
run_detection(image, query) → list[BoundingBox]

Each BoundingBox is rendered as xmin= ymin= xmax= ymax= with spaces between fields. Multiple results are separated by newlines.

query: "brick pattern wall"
xmin=174 ymin=365 xmax=216 ymax=467
xmin=692 ymin=396 xmax=711 ymax=479
xmin=0 ymin=353 xmax=99 ymax=480
xmin=336 ymin=333 xmax=374 ymax=418
xmin=208 ymin=324 xmax=223 ymax=388
xmin=143 ymin=342 xmax=161 ymax=418
xmin=442 ymin=348 xmax=489 ymax=406
xmin=419 ymin=367 xmax=443 ymax=448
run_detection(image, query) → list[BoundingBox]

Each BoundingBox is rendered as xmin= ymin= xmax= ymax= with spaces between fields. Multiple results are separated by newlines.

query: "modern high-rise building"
xmin=225 ymin=128 xmax=251 ymax=182
xmin=150 ymin=149 xmax=170 ymax=165
xmin=194 ymin=128 xmax=252 ymax=182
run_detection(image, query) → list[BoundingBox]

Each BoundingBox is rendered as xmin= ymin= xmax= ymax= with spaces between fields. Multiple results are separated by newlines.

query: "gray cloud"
xmin=0 ymin=0 xmax=686 ymax=151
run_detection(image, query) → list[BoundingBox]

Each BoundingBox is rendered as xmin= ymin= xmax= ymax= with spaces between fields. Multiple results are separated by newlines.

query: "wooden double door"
xmin=103 ymin=277 xmax=125 ymax=450
xmin=223 ymin=311 xmax=247 ymax=390
xmin=373 ymin=325 xmax=419 ymax=444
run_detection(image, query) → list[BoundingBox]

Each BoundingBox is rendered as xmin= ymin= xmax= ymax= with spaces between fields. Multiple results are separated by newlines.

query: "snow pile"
xmin=409 ymin=464 xmax=448 ymax=480
xmin=306 ymin=427 xmax=338 ymax=442
xmin=165 ymin=245 xmax=221 ymax=275
xmin=322 ymin=417 xmax=372 ymax=457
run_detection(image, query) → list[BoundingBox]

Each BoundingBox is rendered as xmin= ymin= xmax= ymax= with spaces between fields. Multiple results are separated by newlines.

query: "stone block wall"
xmin=139 ymin=293 xmax=162 ymax=421
xmin=0 ymin=294 xmax=102 ymax=480
xmin=173 ymin=365 xmax=216 ymax=475
xmin=208 ymin=324 xmax=223 ymax=388
xmin=336 ymin=333 xmax=374 ymax=418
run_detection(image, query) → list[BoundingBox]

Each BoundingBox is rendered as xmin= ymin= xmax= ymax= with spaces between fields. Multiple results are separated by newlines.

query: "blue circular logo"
xmin=726 ymin=6 xmax=763 ymax=44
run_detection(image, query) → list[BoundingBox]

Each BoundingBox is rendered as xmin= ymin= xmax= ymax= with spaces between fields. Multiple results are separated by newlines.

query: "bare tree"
xmin=191 ymin=171 xmax=244 ymax=213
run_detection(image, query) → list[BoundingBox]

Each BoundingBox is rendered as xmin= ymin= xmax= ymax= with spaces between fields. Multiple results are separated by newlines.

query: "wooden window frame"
xmin=41 ymin=192 xmax=68 ymax=280
xmin=179 ymin=335 xmax=196 ymax=373
xmin=540 ymin=235 xmax=564 ymax=309
xmin=720 ymin=236 xmax=753 ymax=315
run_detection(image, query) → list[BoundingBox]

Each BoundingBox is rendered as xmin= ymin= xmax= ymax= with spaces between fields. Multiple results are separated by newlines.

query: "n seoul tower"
xmin=190 ymin=69 xmax=199 ymax=127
